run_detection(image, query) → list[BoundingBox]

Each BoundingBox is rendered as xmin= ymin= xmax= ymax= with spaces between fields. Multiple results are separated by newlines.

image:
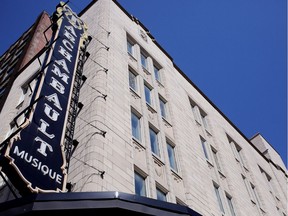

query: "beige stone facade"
xmin=0 ymin=0 xmax=286 ymax=216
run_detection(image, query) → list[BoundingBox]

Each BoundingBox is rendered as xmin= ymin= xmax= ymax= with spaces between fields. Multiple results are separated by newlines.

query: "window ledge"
xmin=128 ymin=52 xmax=137 ymax=62
xmin=16 ymin=101 xmax=24 ymax=110
xmin=206 ymin=159 xmax=214 ymax=168
xmin=260 ymin=208 xmax=266 ymax=214
xmin=218 ymin=170 xmax=226 ymax=179
xmin=171 ymin=169 xmax=182 ymax=183
xmin=132 ymin=137 xmax=145 ymax=151
xmin=205 ymin=129 xmax=212 ymax=136
xmin=152 ymin=153 xmax=164 ymax=167
xmin=162 ymin=117 xmax=172 ymax=128
xmin=130 ymin=88 xmax=141 ymax=99
xmin=243 ymin=165 xmax=249 ymax=172
xmin=142 ymin=66 xmax=150 ymax=75
xmin=146 ymin=103 xmax=157 ymax=113
xmin=156 ymin=79 xmax=164 ymax=88
xmin=195 ymin=120 xmax=202 ymax=126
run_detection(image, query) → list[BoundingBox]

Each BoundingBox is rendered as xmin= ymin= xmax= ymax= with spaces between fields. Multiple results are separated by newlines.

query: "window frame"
xmin=153 ymin=64 xmax=161 ymax=83
xmin=213 ymin=182 xmax=225 ymax=214
xmin=129 ymin=68 xmax=138 ymax=93
xmin=149 ymin=126 xmax=160 ymax=157
xmin=200 ymin=111 xmax=210 ymax=132
xmin=127 ymin=38 xmax=135 ymax=57
xmin=200 ymin=136 xmax=210 ymax=161
xmin=140 ymin=51 xmax=148 ymax=70
xmin=226 ymin=194 xmax=236 ymax=216
xmin=228 ymin=137 xmax=247 ymax=169
xmin=144 ymin=82 xmax=153 ymax=106
xmin=134 ymin=170 xmax=147 ymax=197
xmin=159 ymin=95 xmax=168 ymax=119
xmin=211 ymin=147 xmax=222 ymax=172
xmin=131 ymin=110 xmax=142 ymax=142
xmin=166 ymin=140 xmax=178 ymax=172
xmin=156 ymin=184 xmax=167 ymax=202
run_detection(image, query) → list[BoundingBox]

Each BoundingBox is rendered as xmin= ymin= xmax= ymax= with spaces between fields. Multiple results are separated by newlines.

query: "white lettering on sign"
xmin=13 ymin=146 xmax=62 ymax=184
xmin=43 ymin=103 xmax=59 ymax=121
xmin=38 ymin=119 xmax=55 ymax=139
xmin=35 ymin=136 xmax=53 ymax=157
xmin=45 ymin=93 xmax=62 ymax=111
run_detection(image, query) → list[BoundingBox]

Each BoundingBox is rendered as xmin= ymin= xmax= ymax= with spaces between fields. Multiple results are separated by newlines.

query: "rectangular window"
xmin=16 ymin=86 xmax=28 ymax=108
xmin=213 ymin=183 xmax=225 ymax=214
xmin=242 ymin=175 xmax=254 ymax=200
xmin=154 ymin=65 xmax=161 ymax=83
xmin=167 ymin=141 xmax=178 ymax=172
xmin=242 ymin=175 xmax=261 ymax=207
xmin=229 ymin=139 xmax=246 ymax=167
xmin=149 ymin=127 xmax=160 ymax=157
xmin=226 ymin=195 xmax=236 ymax=216
xmin=144 ymin=83 xmax=152 ymax=106
xmin=141 ymin=52 xmax=148 ymax=69
xmin=127 ymin=39 xmax=134 ymax=56
xmin=260 ymin=167 xmax=276 ymax=195
xmin=191 ymin=103 xmax=200 ymax=123
xmin=131 ymin=111 xmax=141 ymax=141
xmin=251 ymin=183 xmax=261 ymax=207
xmin=156 ymin=186 xmax=167 ymax=201
xmin=212 ymin=148 xmax=221 ymax=171
xmin=200 ymin=112 xmax=209 ymax=131
xmin=200 ymin=136 xmax=209 ymax=160
xmin=159 ymin=96 xmax=167 ymax=119
xmin=134 ymin=171 xmax=147 ymax=197
xmin=129 ymin=69 xmax=138 ymax=92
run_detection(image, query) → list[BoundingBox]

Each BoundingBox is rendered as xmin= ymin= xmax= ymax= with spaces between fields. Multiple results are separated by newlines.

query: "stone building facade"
xmin=0 ymin=1 xmax=286 ymax=216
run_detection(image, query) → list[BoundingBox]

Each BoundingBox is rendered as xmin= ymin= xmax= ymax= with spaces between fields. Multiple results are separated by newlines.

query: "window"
xmin=154 ymin=65 xmax=161 ymax=83
xmin=167 ymin=141 xmax=178 ymax=172
xmin=159 ymin=96 xmax=167 ymax=119
xmin=250 ymin=183 xmax=261 ymax=207
xmin=141 ymin=52 xmax=148 ymax=70
xmin=212 ymin=148 xmax=221 ymax=171
xmin=200 ymin=136 xmax=209 ymax=160
xmin=144 ymin=83 xmax=152 ymax=106
xmin=242 ymin=175 xmax=261 ymax=207
xmin=156 ymin=186 xmax=167 ymax=201
xmin=191 ymin=103 xmax=200 ymax=123
xmin=226 ymin=194 xmax=236 ymax=216
xmin=190 ymin=98 xmax=210 ymax=131
xmin=127 ymin=39 xmax=134 ymax=56
xmin=16 ymin=86 xmax=28 ymax=108
xmin=229 ymin=139 xmax=246 ymax=167
xmin=260 ymin=167 xmax=276 ymax=195
xmin=134 ymin=171 xmax=147 ymax=197
xmin=213 ymin=183 xmax=225 ymax=214
xmin=149 ymin=127 xmax=160 ymax=157
xmin=242 ymin=175 xmax=253 ymax=199
xmin=129 ymin=69 xmax=138 ymax=92
xmin=200 ymin=112 xmax=209 ymax=131
xmin=131 ymin=111 xmax=141 ymax=141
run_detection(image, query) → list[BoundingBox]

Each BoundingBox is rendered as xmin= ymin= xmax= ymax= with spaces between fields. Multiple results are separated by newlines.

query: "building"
xmin=0 ymin=12 xmax=53 ymax=113
xmin=0 ymin=1 xmax=287 ymax=216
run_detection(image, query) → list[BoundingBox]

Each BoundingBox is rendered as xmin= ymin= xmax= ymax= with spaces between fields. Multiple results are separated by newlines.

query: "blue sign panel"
xmin=4 ymin=3 xmax=88 ymax=193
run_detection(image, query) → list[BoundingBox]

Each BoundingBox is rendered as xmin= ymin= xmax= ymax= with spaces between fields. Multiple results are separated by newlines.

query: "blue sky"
xmin=0 ymin=0 xmax=287 ymax=167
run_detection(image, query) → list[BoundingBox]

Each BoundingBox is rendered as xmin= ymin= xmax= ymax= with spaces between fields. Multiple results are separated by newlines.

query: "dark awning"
xmin=0 ymin=191 xmax=202 ymax=216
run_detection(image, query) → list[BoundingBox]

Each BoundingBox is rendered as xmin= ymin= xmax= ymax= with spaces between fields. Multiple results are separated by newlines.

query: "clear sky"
xmin=0 ymin=0 xmax=287 ymax=167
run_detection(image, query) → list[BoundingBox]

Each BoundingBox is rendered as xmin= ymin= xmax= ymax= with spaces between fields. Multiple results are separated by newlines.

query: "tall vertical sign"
xmin=3 ymin=2 xmax=88 ymax=193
